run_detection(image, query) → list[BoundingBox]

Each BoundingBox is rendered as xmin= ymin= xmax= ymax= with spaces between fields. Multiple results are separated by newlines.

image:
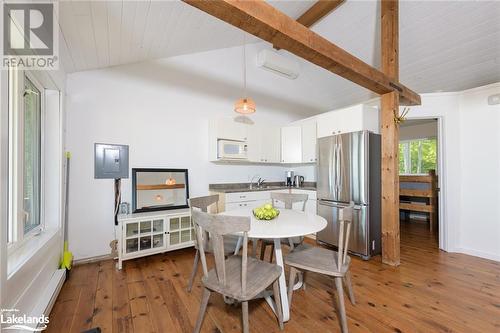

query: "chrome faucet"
xmin=249 ymin=175 xmax=266 ymax=189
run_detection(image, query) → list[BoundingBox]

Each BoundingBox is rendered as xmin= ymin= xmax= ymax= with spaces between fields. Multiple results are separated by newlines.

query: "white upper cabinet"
xmin=261 ymin=126 xmax=281 ymax=163
xmin=281 ymin=126 xmax=302 ymax=163
xmin=210 ymin=118 xmax=248 ymax=142
xmin=316 ymin=104 xmax=379 ymax=138
xmin=246 ymin=124 xmax=263 ymax=162
xmin=301 ymin=119 xmax=317 ymax=163
xmin=209 ymin=103 xmax=377 ymax=164
xmin=247 ymin=125 xmax=280 ymax=163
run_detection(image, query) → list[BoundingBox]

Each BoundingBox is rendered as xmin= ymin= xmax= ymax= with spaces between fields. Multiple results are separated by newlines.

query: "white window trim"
xmin=7 ymin=70 xmax=46 ymax=254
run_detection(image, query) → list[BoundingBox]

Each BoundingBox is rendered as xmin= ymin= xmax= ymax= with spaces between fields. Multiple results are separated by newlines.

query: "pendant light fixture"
xmin=234 ymin=34 xmax=256 ymax=114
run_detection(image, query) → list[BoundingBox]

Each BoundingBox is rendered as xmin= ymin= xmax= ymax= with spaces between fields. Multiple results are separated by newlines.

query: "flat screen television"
xmin=131 ymin=168 xmax=189 ymax=213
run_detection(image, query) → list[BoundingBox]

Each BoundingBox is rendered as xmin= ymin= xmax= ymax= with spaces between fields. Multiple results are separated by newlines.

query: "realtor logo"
xmin=2 ymin=2 xmax=59 ymax=69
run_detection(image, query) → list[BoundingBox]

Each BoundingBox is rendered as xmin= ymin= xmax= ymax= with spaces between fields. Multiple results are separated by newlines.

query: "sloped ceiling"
xmin=59 ymin=0 xmax=500 ymax=115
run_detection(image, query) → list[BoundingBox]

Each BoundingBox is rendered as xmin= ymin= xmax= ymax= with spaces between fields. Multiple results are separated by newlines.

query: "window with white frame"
xmin=399 ymin=138 xmax=437 ymax=175
xmin=8 ymin=69 xmax=44 ymax=245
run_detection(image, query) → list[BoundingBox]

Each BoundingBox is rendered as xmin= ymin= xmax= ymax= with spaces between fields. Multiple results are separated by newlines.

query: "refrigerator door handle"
xmin=318 ymin=200 xmax=363 ymax=210
xmin=328 ymin=141 xmax=334 ymax=194
xmin=334 ymin=137 xmax=340 ymax=195
xmin=332 ymin=136 xmax=338 ymax=195
xmin=338 ymin=135 xmax=343 ymax=193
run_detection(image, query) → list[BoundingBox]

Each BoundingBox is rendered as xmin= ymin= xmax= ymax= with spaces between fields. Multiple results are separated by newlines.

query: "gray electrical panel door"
xmin=94 ymin=143 xmax=129 ymax=179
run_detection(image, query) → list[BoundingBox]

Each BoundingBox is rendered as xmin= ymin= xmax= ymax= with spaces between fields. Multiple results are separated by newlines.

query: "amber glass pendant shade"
xmin=234 ymin=97 xmax=256 ymax=114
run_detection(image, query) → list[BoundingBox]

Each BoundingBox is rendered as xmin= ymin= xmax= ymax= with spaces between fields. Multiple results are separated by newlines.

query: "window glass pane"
xmin=398 ymin=143 xmax=406 ymax=174
xmin=420 ymin=138 xmax=437 ymax=173
xmin=399 ymin=138 xmax=437 ymax=175
xmin=409 ymin=141 xmax=420 ymax=174
xmin=23 ymin=77 xmax=41 ymax=234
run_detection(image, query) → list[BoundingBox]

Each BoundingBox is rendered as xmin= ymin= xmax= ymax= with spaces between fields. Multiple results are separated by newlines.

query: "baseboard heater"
xmin=31 ymin=269 xmax=66 ymax=330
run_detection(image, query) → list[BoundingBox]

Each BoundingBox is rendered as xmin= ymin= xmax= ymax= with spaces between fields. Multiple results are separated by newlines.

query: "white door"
xmin=247 ymin=124 xmax=263 ymax=162
xmin=317 ymin=112 xmax=342 ymax=138
xmin=301 ymin=120 xmax=317 ymax=163
xmin=339 ymin=105 xmax=362 ymax=133
xmin=262 ymin=126 xmax=281 ymax=163
xmin=281 ymin=126 xmax=302 ymax=163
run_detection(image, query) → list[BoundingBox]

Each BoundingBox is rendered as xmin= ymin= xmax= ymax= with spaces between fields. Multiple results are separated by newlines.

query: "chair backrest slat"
xmin=191 ymin=209 xmax=251 ymax=291
xmin=195 ymin=224 xmax=209 ymax=277
xmin=189 ymin=195 xmax=219 ymax=250
xmin=189 ymin=194 xmax=219 ymax=213
xmin=271 ymin=192 xmax=308 ymax=211
xmin=336 ymin=202 xmax=354 ymax=271
xmin=241 ymin=232 xmax=248 ymax=295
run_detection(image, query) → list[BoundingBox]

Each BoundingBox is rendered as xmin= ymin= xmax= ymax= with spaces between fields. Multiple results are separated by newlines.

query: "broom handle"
xmin=64 ymin=152 xmax=71 ymax=243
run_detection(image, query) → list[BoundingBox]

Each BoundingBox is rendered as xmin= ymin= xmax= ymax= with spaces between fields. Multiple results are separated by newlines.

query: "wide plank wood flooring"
xmin=46 ymin=222 xmax=500 ymax=333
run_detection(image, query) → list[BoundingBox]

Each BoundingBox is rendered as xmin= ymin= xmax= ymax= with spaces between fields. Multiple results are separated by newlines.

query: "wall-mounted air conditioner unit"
xmin=256 ymin=49 xmax=300 ymax=80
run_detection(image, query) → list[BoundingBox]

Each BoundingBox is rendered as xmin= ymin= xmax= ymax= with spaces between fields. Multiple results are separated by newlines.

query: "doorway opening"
xmin=398 ymin=118 xmax=441 ymax=251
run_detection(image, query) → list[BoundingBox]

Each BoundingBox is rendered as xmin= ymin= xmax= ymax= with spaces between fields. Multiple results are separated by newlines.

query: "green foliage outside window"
xmin=399 ymin=138 xmax=437 ymax=174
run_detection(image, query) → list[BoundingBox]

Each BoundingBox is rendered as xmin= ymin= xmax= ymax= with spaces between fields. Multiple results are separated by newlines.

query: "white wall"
xmin=66 ymin=47 xmax=305 ymax=260
xmin=456 ymin=84 xmax=500 ymax=260
xmin=405 ymin=83 xmax=500 ymax=261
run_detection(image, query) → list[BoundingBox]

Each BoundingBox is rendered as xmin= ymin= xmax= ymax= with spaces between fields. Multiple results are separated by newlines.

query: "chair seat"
xmin=202 ymin=256 xmax=281 ymax=301
xmin=285 ymin=244 xmax=351 ymax=277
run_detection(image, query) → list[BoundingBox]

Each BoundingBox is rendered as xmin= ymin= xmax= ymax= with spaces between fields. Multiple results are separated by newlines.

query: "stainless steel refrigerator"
xmin=316 ymin=130 xmax=381 ymax=259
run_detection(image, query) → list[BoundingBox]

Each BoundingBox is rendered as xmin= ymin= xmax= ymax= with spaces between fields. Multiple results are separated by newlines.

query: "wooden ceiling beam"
xmin=296 ymin=0 xmax=345 ymax=28
xmin=182 ymin=0 xmax=420 ymax=106
xmin=274 ymin=0 xmax=344 ymax=50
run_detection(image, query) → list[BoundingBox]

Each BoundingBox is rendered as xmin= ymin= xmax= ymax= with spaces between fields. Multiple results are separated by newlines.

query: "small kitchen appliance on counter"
xmin=285 ymin=171 xmax=294 ymax=187
xmin=294 ymin=175 xmax=304 ymax=188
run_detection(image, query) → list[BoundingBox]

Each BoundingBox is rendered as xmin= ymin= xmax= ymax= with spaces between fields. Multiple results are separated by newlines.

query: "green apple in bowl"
xmin=253 ymin=203 xmax=280 ymax=220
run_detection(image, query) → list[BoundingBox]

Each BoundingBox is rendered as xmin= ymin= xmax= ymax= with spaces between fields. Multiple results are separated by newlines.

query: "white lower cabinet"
xmin=117 ymin=209 xmax=194 ymax=269
xmin=220 ymin=189 xmax=316 ymax=213
xmin=272 ymin=189 xmax=317 ymax=215
xmin=220 ymin=189 xmax=318 ymax=239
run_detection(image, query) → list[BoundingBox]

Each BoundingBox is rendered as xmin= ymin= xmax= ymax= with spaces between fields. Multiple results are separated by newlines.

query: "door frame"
xmin=401 ymin=116 xmax=446 ymax=251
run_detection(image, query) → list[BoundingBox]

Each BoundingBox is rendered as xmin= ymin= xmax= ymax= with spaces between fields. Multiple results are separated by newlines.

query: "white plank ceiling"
xmin=57 ymin=0 xmax=310 ymax=73
xmin=57 ymin=0 xmax=500 ymax=114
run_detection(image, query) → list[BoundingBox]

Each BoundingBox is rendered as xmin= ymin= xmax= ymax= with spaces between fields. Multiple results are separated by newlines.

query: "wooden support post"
xmin=381 ymin=92 xmax=400 ymax=266
xmin=381 ymin=0 xmax=400 ymax=266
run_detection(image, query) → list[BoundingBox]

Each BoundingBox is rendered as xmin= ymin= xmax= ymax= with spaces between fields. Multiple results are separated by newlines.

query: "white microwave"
xmin=217 ymin=140 xmax=248 ymax=160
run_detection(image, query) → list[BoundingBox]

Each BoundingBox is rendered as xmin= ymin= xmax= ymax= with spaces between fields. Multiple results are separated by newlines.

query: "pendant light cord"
xmin=243 ymin=33 xmax=247 ymax=99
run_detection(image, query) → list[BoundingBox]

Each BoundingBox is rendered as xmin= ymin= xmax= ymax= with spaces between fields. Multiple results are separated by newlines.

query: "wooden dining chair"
xmin=187 ymin=195 xmax=239 ymax=292
xmin=191 ymin=210 xmax=284 ymax=333
xmin=260 ymin=192 xmax=309 ymax=262
xmin=285 ymin=202 xmax=356 ymax=333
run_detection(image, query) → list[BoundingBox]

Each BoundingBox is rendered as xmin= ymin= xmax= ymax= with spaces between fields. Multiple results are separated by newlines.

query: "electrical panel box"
xmin=94 ymin=143 xmax=129 ymax=179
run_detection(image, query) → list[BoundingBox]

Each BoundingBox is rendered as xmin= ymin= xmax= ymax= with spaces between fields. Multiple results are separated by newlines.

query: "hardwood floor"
xmin=46 ymin=222 xmax=500 ymax=333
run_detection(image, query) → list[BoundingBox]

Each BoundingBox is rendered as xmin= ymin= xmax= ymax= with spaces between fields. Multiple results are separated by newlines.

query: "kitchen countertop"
xmin=209 ymin=181 xmax=316 ymax=193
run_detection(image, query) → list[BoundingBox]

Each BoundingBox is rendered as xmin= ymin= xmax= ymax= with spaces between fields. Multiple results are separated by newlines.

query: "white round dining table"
xmin=219 ymin=208 xmax=327 ymax=322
